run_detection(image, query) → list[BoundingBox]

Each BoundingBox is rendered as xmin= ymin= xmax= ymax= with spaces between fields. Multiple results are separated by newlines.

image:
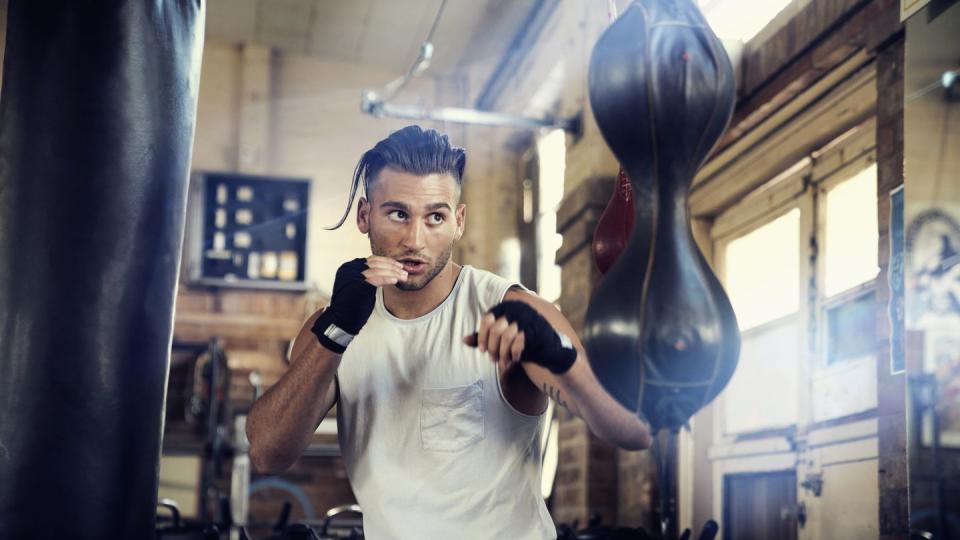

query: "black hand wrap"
xmin=489 ymin=300 xmax=577 ymax=374
xmin=311 ymin=258 xmax=377 ymax=354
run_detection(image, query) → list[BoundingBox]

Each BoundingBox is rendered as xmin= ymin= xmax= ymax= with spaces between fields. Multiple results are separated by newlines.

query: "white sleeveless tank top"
xmin=335 ymin=265 xmax=556 ymax=539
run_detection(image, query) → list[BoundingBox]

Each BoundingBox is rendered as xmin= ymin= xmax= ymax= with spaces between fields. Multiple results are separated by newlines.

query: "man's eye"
xmin=388 ymin=210 xmax=407 ymax=221
xmin=428 ymin=213 xmax=445 ymax=224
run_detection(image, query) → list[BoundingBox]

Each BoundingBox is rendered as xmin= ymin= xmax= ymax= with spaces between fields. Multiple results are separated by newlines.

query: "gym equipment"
xmin=0 ymin=1 xmax=204 ymax=538
xmin=593 ymin=167 xmax=636 ymax=275
xmin=584 ymin=1 xmax=741 ymax=537
xmin=584 ymin=0 xmax=740 ymax=448
xmin=156 ymin=498 xmax=223 ymax=540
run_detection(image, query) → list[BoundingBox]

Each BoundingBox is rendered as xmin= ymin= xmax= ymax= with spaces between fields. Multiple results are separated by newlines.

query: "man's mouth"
xmin=399 ymin=258 xmax=428 ymax=275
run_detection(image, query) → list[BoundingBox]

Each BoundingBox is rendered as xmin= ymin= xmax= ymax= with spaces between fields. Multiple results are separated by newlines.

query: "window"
xmin=726 ymin=210 xmax=801 ymax=331
xmin=697 ymin=68 xmax=882 ymax=536
xmin=825 ymin=291 xmax=876 ymax=365
xmin=823 ymin=164 xmax=880 ymax=297
xmin=536 ymin=129 xmax=566 ymax=302
xmin=698 ymin=0 xmax=794 ymax=43
xmin=811 ymin=161 xmax=880 ymax=421
xmin=817 ymin=162 xmax=880 ymax=371
xmin=713 ymin=138 xmax=883 ymax=431
xmin=720 ymin=209 xmax=802 ymax=434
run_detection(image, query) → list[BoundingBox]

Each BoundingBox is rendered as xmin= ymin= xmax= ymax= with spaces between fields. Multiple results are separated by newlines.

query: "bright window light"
xmin=698 ymin=0 xmax=794 ymax=43
xmin=498 ymin=238 xmax=522 ymax=284
xmin=725 ymin=209 xmax=801 ymax=330
xmin=823 ymin=164 xmax=879 ymax=297
xmin=537 ymin=129 xmax=566 ymax=302
xmin=537 ymin=129 xmax=566 ymax=210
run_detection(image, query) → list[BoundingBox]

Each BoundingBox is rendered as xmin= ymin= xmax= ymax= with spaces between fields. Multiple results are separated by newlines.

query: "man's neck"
xmin=382 ymin=262 xmax=463 ymax=320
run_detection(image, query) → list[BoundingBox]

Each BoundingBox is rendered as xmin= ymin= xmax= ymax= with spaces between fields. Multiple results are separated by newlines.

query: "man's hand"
xmin=464 ymin=300 xmax=577 ymax=374
xmin=311 ymin=256 xmax=407 ymax=353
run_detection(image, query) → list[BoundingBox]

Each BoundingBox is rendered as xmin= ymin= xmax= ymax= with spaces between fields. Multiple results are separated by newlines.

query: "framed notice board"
xmin=184 ymin=172 xmax=310 ymax=290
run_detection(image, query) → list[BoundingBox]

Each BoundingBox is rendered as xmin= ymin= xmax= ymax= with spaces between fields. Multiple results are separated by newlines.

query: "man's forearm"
xmin=247 ymin=338 xmax=340 ymax=473
xmin=556 ymin=355 xmax=653 ymax=450
xmin=473 ymin=290 xmax=653 ymax=450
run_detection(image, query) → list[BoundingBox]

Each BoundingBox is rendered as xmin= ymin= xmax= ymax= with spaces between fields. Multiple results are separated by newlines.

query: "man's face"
xmin=357 ymin=167 xmax=465 ymax=291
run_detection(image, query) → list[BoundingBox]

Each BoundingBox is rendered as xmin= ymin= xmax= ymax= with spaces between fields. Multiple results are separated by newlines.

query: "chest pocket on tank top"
xmin=420 ymin=380 xmax=485 ymax=452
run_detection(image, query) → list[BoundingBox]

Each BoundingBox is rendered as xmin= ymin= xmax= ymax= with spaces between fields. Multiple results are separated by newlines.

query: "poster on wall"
xmin=910 ymin=207 xmax=960 ymax=448
xmin=905 ymin=209 xmax=960 ymax=328
xmin=901 ymin=0 xmax=931 ymax=21
xmin=890 ymin=186 xmax=905 ymax=374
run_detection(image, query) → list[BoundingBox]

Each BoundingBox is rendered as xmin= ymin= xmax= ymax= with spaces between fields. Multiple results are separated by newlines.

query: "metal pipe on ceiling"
xmin=362 ymin=91 xmax=578 ymax=132
xmin=360 ymin=0 xmax=577 ymax=134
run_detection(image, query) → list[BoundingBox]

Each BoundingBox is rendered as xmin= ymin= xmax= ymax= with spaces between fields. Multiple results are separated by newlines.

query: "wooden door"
xmin=723 ymin=471 xmax=799 ymax=540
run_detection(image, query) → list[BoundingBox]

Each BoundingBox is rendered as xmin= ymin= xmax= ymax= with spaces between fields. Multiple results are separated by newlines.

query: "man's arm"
xmin=246 ymin=256 xmax=405 ymax=474
xmin=246 ymin=310 xmax=340 ymax=474
xmin=479 ymin=289 xmax=653 ymax=450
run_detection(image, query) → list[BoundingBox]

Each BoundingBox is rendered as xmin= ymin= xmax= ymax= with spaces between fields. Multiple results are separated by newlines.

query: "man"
xmin=247 ymin=125 xmax=652 ymax=539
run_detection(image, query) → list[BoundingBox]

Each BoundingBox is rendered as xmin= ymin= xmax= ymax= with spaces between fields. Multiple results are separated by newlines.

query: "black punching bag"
xmin=0 ymin=1 xmax=204 ymax=538
xmin=583 ymin=0 xmax=740 ymax=433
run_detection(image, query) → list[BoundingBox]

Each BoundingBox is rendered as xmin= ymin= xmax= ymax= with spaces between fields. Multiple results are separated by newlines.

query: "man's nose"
xmin=401 ymin=220 xmax=426 ymax=251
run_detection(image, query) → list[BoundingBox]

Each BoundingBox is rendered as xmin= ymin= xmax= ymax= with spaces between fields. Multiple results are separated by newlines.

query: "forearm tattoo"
xmin=542 ymin=383 xmax=569 ymax=410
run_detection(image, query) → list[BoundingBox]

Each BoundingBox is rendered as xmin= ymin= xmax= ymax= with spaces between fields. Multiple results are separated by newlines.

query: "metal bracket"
xmin=781 ymin=501 xmax=808 ymax=528
xmin=800 ymin=472 xmax=824 ymax=497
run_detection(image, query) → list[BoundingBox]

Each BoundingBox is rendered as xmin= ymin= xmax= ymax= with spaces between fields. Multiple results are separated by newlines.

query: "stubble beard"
xmin=370 ymin=237 xmax=455 ymax=292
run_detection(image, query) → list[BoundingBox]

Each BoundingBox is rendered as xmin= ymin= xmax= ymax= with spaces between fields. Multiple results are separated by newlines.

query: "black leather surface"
xmin=0 ymin=1 xmax=204 ymax=537
xmin=583 ymin=0 xmax=740 ymax=432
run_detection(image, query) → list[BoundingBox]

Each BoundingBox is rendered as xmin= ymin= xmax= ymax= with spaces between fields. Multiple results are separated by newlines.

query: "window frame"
xmin=709 ymin=122 xmax=882 ymax=441
xmin=711 ymin=162 xmax=814 ymax=439
xmin=690 ymin=60 xmax=880 ymax=537
xmin=807 ymin=138 xmax=880 ymax=422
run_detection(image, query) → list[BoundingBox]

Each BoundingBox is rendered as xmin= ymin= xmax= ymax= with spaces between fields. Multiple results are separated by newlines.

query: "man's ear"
xmin=357 ymin=197 xmax=370 ymax=234
xmin=454 ymin=203 xmax=466 ymax=241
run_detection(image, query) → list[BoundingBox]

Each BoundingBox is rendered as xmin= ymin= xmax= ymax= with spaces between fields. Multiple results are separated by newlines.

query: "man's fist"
xmin=311 ymin=257 xmax=407 ymax=353
xmin=465 ymin=300 xmax=577 ymax=374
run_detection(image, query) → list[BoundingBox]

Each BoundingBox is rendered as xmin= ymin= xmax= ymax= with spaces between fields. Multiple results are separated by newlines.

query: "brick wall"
xmin=617 ymin=444 xmax=660 ymax=529
xmin=554 ymin=177 xmax=619 ymax=527
xmin=553 ymin=177 xmax=659 ymax=529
